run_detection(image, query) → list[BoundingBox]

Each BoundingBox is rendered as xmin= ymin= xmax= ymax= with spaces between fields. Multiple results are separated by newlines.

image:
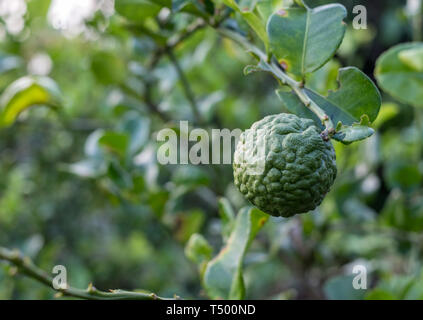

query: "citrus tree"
xmin=1 ymin=0 xmax=423 ymax=300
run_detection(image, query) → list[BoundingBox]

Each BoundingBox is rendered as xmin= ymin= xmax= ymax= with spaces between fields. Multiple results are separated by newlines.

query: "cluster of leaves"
xmin=0 ymin=0 xmax=423 ymax=300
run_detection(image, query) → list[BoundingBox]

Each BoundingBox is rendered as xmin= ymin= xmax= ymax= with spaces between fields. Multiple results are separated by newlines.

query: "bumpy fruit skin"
xmin=233 ymin=113 xmax=337 ymax=217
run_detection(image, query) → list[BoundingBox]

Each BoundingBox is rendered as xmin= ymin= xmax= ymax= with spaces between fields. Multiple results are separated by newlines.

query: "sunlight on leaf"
xmin=0 ymin=76 xmax=61 ymax=127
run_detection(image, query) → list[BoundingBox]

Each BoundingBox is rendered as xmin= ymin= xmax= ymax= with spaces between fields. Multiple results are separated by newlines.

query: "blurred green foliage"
xmin=1 ymin=0 xmax=423 ymax=300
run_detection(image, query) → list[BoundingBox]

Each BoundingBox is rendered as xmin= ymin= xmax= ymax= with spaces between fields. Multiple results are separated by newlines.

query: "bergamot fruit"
xmin=233 ymin=113 xmax=337 ymax=217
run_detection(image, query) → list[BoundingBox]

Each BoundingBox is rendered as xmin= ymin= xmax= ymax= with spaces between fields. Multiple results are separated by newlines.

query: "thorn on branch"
xmin=87 ymin=283 xmax=97 ymax=293
xmin=0 ymin=246 xmax=179 ymax=300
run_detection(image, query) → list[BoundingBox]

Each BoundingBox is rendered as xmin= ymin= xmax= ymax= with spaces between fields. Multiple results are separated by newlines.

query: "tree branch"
xmin=124 ymin=19 xmax=208 ymax=124
xmin=120 ymin=83 xmax=171 ymax=123
xmin=0 ymin=247 xmax=179 ymax=300
xmin=167 ymin=48 xmax=204 ymax=125
xmin=147 ymin=18 xmax=207 ymax=69
xmin=215 ymin=28 xmax=335 ymax=139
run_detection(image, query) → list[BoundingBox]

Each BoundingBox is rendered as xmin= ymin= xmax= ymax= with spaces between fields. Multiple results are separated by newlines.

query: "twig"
xmin=120 ymin=83 xmax=171 ymax=122
xmin=126 ymin=19 xmax=208 ymax=123
xmin=147 ymin=19 xmax=207 ymax=69
xmin=167 ymin=48 xmax=204 ymax=124
xmin=216 ymin=28 xmax=335 ymax=138
xmin=0 ymin=247 xmax=179 ymax=300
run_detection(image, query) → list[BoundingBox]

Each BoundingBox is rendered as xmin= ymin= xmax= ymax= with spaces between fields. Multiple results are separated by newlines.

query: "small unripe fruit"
xmin=233 ymin=113 xmax=337 ymax=217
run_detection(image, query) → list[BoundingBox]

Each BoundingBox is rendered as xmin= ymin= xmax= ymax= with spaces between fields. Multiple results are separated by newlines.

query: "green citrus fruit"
xmin=233 ymin=113 xmax=337 ymax=217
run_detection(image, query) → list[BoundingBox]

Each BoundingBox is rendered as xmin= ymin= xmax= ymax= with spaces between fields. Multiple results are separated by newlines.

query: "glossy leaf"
xmin=276 ymin=89 xmax=322 ymax=128
xmin=308 ymin=67 xmax=381 ymax=124
xmin=173 ymin=0 xmax=213 ymax=17
xmin=65 ymin=159 xmax=107 ymax=178
xmin=267 ymin=2 xmax=347 ymax=77
xmin=222 ymin=0 xmax=269 ymax=51
xmin=305 ymin=59 xmax=341 ymax=96
xmin=256 ymin=0 xmax=284 ymax=22
xmin=107 ymin=161 xmax=133 ymax=189
xmin=90 ymin=51 xmax=126 ymax=85
xmin=244 ymin=13 xmax=269 ymax=49
xmin=203 ymin=207 xmax=268 ymax=300
xmin=324 ymin=275 xmax=366 ymax=300
xmin=98 ymin=131 xmax=129 ymax=157
xmin=218 ymin=198 xmax=235 ymax=241
xmin=0 ymin=76 xmax=61 ymax=127
xmin=278 ymin=89 xmax=375 ymax=144
xmin=115 ymin=0 xmax=162 ymax=22
xmin=174 ymin=209 xmax=205 ymax=243
xmin=119 ymin=112 xmax=150 ymax=156
xmin=399 ymin=47 xmax=423 ymax=72
xmin=172 ymin=166 xmax=210 ymax=188
xmin=375 ymin=42 xmax=423 ymax=107
xmin=334 ymin=124 xmax=375 ymax=144
xmin=84 ymin=129 xmax=106 ymax=158
xmin=185 ymin=233 xmax=213 ymax=264
xmin=278 ymin=67 xmax=380 ymax=143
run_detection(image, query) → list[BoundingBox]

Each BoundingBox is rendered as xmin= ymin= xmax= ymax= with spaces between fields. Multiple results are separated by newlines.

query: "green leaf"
xmin=267 ymin=2 xmax=347 ymax=77
xmin=173 ymin=0 xmax=213 ymax=17
xmin=222 ymin=0 xmax=269 ymax=51
xmin=107 ymin=161 xmax=133 ymax=189
xmin=276 ymin=89 xmax=322 ymax=128
xmin=277 ymin=67 xmax=380 ymax=143
xmin=306 ymin=73 xmax=381 ymax=134
xmin=119 ymin=112 xmax=150 ymax=156
xmin=0 ymin=76 xmax=61 ymax=127
xmin=64 ymin=159 xmax=107 ymax=178
xmin=185 ymin=233 xmax=213 ymax=264
xmin=242 ymin=12 xmax=269 ymax=50
xmin=334 ymin=124 xmax=375 ymax=144
xmin=98 ymin=131 xmax=129 ymax=157
xmin=218 ymin=198 xmax=235 ymax=240
xmin=305 ymin=59 xmax=341 ymax=96
xmin=399 ymin=47 xmax=423 ymax=72
xmin=247 ymin=51 xmax=380 ymax=144
xmin=375 ymin=42 xmax=423 ymax=107
xmin=305 ymin=67 xmax=381 ymax=125
xmin=256 ymin=0 xmax=284 ymax=22
xmin=172 ymin=166 xmax=210 ymax=188
xmin=365 ymin=289 xmax=396 ymax=300
xmin=174 ymin=210 xmax=205 ymax=243
xmin=324 ymin=275 xmax=366 ymax=300
xmin=203 ymin=207 xmax=268 ymax=300
xmin=84 ymin=129 xmax=106 ymax=158
xmin=115 ymin=0 xmax=162 ymax=22
xmin=90 ymin=51 xmax=126 ymax=85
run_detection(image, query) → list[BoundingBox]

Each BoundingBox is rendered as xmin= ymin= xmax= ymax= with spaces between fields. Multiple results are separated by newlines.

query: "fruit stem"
xmin=217 ymin=28 xmax=335 ymax=136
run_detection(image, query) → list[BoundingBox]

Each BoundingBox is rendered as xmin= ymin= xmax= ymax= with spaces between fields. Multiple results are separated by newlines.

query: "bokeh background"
xmin=1 ymin=0 xmax=423 ymax=300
